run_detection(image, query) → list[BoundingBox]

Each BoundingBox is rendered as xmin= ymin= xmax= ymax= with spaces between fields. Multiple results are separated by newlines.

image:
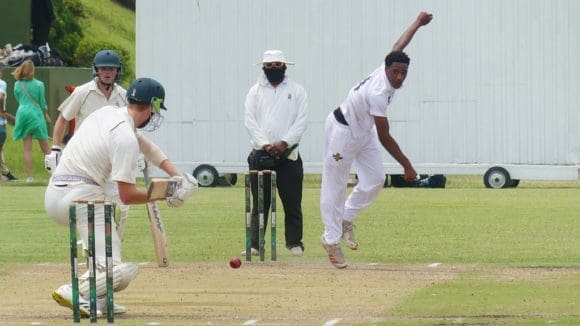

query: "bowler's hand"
xmin=403 ymin=166 xmax=418 ymax=182
xmin=417 ymin=12 xmax=433 ymax=26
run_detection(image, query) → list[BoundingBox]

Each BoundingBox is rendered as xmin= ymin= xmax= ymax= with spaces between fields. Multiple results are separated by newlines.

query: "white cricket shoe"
xmin=241 ymin=248 xmax=259 ymax=256
xmin=341 ymin=221 xmax=359 ymax=250
xmin=51 ymin=284 xmax=102 ymax=318
xmin=321 ymin=235 xmax=347 ymax=269
xmin=98 ymin=296 xmax=127 ymax=314
xmin=289 ymin=246 xmax=304 ymax=256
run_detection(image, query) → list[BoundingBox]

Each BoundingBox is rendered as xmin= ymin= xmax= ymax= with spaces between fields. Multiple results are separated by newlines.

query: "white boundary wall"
xmin=136 ymin=0 xmax=580 ymax=182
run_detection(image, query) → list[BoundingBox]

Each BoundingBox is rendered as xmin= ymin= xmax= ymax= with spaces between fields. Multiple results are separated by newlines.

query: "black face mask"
xmin=263 ymin=67 xmax=286 ymax=84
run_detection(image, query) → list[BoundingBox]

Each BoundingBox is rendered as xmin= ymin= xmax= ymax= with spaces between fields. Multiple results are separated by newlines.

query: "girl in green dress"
xmin=11 ymin=60 xmax=51 ymax=182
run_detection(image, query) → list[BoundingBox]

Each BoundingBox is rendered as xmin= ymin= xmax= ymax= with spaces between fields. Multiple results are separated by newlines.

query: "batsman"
xmin=44 ymin=78 xmax=198 ymax=318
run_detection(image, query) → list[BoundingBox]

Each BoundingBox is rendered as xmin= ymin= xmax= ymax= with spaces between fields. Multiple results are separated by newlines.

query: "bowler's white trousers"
xmin=320 ymin=113 xmax=386 ymax=244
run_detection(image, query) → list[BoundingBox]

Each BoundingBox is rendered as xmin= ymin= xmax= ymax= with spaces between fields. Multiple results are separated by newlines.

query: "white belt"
xmin=52 ymin=175 xmax=98 ymax=186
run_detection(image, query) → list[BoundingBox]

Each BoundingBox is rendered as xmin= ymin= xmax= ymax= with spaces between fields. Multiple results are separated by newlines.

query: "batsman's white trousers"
xmin=320 ymin=113 xmax=386 ymax=244
xmin=45 ymin=180 xmax=122 ymax=265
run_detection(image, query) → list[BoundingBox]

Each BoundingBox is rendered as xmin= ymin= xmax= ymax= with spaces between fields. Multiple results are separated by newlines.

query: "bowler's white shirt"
xmin=54 ymin=106 xmax=139 ymax=186
xmin=58 ymin=79 xmax=127 ymax=129
xmin=340 ymin=64 xmax=397 ymax=139
xmin=245 ymin=75 xmax=308 ymax=160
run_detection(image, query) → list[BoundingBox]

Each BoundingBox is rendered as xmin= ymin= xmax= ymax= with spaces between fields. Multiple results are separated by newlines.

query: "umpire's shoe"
xmin=52 ymin=284 xmax=102 ymax=318
xmin=240 ymin=248 xmax=259 ymax=256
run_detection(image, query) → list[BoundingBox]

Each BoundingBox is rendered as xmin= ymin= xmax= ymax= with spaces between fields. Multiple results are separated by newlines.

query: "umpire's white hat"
xmin=259 ymin=49 xmax=294 ymax=65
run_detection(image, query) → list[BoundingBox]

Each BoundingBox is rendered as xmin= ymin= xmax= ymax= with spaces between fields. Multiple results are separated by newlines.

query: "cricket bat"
xmin=143 ymin=161 xmax=170 ymax=267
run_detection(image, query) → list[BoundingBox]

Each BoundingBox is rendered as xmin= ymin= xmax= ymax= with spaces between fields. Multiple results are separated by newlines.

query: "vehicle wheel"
xmin=483 ymin=166 xmax=511 ymax=189
xmin=224 ymin=173 xmax=238 ymax=186
xmin=193 ymin=164 xmax=219 ymax=187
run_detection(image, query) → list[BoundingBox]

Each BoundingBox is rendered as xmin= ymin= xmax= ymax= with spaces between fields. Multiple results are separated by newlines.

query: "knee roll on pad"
xmin=79 ymin=262 xmax=139 ymax=297
xmin=115 ymin=262 xmax=139 ymax=291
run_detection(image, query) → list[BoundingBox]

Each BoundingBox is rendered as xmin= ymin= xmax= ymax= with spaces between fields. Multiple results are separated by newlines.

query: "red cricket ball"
xmin=229 ymin=257 xmax=242 ymax=269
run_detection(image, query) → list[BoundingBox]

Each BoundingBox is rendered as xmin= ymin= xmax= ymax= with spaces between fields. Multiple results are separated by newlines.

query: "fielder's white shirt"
xmin=245 ymin=75 xmax=308 ymax=160
xmin=54 ymin=106 xmax=139 ymax=186
xmin=58 ymin=79 xmax=127 ymax=129
xmin=58 ymin=79 xmax=167 ymax=166
xmin=340 ymin=64 xmax=397 ymax=139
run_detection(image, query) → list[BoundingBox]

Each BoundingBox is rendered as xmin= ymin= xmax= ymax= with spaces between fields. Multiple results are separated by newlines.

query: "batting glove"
xmin=166 ymin=173 xmax=198 ymax=207
xmin=44 ymin=146 xmax=62 ymax=174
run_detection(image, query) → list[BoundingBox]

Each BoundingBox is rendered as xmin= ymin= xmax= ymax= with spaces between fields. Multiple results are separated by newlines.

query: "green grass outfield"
xmin=1 ymin=175 xmax=579 ymax=325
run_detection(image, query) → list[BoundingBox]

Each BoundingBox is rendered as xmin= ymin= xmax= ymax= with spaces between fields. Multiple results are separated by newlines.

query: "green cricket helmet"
xmin=92 ymin=49 xmax=122 ymax=81
xmin=127 ymin=78 xmax=168 ymax=131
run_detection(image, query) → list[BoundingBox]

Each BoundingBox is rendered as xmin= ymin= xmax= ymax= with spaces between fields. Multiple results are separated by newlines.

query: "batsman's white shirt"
xmin=245 ymin=75 xmax=308 ymax=160
xmin=58 ymin=79 xmax=126 ymax=130
xmin=55 ymin=105 xmax=138 ymax=185
xmin=321 ymin=64 xmax=396 ymax=244
xmin=45 ymin=106 xmax=139 ymax=263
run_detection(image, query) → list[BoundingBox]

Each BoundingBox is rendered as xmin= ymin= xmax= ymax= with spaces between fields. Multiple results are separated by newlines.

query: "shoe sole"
xmin=342 ymin=240 xmax=359 ymax=250
xmin=51 ymin=291 xmax=95 ymax=318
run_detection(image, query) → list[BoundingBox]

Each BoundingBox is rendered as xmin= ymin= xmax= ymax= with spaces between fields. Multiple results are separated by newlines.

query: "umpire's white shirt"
xmin=58 ymin=79 xmax=127 ymax=129
xmin=54 ymin=106 xmax=139 ymax=186
xmin=340 ymin=64 xmax=396 ymax=139
xmin=245 ymin=75 xmax=308 ymax=160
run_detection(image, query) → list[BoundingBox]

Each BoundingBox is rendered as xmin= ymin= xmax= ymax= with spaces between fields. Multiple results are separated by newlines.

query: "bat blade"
xmin=143 ymin=160 xmax=170 ymax=267
xmin=146 ymin=200 xmax=169 ymax=267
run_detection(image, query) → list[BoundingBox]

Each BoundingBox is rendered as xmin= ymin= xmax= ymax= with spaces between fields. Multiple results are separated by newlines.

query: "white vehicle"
xmin=136 ymin=0 xmax=580 ymax=188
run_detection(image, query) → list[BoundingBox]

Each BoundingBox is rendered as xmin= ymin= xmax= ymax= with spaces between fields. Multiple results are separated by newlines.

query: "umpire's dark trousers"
xmin=247 ymin=151 xmax=304 ymax=251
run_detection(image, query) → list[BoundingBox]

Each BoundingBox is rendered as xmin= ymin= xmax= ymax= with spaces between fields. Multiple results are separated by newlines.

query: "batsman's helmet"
xmin=126 ymin=77 xmax=168 ymax=112
xmin=93 ymin=49 xmax=122 ymax=81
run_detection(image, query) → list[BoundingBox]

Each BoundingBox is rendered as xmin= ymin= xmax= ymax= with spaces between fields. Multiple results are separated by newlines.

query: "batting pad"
xmin=79 ymin=262 xmax=139 ymax=297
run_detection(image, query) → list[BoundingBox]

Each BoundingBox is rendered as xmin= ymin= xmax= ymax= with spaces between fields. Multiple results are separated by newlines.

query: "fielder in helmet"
xmin=50 ymin=49 xmax=125 ymax=153
xmin=93 ymin=49 xmax=122 ymax=89
xmin=46 ymin=77 xmax=198 ymax=317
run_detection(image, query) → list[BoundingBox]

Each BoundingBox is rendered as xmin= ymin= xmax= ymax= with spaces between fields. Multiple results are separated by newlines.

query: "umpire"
xmin=244 ymin=49 xmax=309 ymax=256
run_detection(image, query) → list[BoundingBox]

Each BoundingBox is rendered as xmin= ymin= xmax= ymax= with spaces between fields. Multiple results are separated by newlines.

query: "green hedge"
xmin=49 ymin=0 xmax=85 ymax=65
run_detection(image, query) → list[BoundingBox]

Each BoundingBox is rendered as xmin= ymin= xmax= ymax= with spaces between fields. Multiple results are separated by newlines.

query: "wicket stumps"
xmin=69 ymin=200 xmax=115 ymax=323
xmin=245 ymin=170 xmax=277 ymax=262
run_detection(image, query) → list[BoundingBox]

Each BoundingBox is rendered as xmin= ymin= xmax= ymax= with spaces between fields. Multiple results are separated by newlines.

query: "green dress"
xmin=12 ymin=78 xmax=49 ymax=141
